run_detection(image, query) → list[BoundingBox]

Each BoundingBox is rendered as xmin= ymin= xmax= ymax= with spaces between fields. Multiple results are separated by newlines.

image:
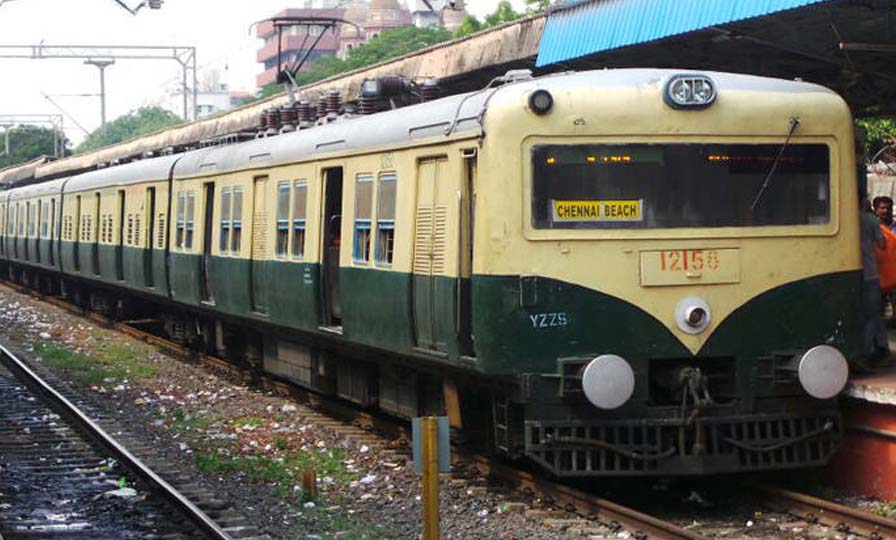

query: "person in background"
xmin=873 ymin=196 xmax=896 ymax=233
xmin=862 ymin=195 xmax=890 ymax=368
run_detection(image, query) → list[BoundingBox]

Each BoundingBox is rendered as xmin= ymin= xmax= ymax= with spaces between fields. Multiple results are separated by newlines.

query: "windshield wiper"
xmin=750 ymin=116 xmax=801 ymax=211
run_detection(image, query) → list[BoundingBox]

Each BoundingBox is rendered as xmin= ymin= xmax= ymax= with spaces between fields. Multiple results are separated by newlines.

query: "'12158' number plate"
xmin=639 ymin=248 xmax=740 ymax=286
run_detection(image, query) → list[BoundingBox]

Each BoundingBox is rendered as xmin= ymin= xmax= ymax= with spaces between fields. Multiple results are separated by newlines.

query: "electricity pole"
xmin=0 ymin=45 xmax=198 ymax=122
xmin=84 ymin=58 xmax=115 ymax=138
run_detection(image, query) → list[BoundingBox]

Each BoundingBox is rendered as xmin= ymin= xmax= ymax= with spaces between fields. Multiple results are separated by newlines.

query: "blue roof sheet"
xmin=536 ymin=0 xmax=834 ymax=67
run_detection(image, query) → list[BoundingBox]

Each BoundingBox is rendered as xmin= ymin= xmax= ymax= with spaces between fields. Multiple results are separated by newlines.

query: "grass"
xmin=171 ymin=406 xmax=211 ymax=433
xmin=33 ymin=340 xmax=156 ymax=385
xmin=194 ymin=447 xmax=354 ymax=499
xmin=304 ymin=509 xmax=398 ymax=539
xmin=873 ymin=501 xmax=896 ymax=519
xmin=232 ymin=416 xmax=264 ymax=428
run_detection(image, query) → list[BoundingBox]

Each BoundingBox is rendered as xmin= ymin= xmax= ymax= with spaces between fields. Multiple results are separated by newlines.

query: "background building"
xmin=257 ymin=0 xmax=466 ymax=88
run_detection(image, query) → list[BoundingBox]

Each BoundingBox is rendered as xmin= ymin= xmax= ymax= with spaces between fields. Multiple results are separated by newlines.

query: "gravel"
xmin=0 ymin=285 xmax=617 ymax=539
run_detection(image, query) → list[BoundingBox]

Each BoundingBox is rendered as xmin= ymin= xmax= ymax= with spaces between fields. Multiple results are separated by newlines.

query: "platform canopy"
xmin=536 ymin=0 xmax=896 ymax=114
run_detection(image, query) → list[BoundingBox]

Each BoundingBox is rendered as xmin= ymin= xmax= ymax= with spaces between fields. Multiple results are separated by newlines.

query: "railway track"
xmin=1 ymin=282 xmax=713 ymax=540
xmin=0 ymin=341 xmax=262 ymax=540
xmin=759 ymin=484 xmax=896 ymax=540
xmin=13 ymin=283 xmax=896 ymax=540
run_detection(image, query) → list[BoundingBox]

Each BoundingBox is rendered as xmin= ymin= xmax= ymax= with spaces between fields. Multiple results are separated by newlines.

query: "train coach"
xmin=0 ymin=68 xmax=861 ymax=476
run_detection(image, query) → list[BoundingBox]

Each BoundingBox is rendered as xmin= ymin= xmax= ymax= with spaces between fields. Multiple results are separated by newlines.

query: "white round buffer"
xmin=797 ymin=345 xmax=849 ymax=399
xmin=581 ymin=354 xmax=635 ymax=410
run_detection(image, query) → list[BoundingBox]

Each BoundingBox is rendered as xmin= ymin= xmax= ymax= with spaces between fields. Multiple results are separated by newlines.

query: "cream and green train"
xmin=0 ymin=69 xmax=860 ymax=476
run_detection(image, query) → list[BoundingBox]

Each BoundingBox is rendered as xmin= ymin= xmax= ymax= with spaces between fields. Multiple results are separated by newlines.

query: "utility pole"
xmin=84 ymin=58 xmax=115 ymax=138
xmin=0 ymin=115 xmax=65 ymax=159
xmin=0 ymin=123 xmax=13 ymax=157
xmin=0 ymin=45 xmax=198 ymax=121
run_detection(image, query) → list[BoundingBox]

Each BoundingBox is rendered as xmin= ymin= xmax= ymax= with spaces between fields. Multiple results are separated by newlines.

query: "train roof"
xmin=7 ymin=177 xmax=68 ymax=201
xmin=63 ymin=154 xmax=183 ymax=194
xmin=1 ymin=68 xmax=842 ymax=202
xmin=172 ymin=89 xmax=490 ymax=178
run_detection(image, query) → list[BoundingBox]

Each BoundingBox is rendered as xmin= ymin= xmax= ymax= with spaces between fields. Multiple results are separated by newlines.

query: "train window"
xmin=353 ymin=175 xmax=373 ymax=263
xmin=375 ymin=173 xmax=396 ymax=265
xmin=276 ymin=182 xmax=290 ymax=258
xmin=220 ymin=188 xmax=231 ymax=254
xmin=17 ymin=204 xmax=23 ymax=236
xmin=292 ymin=180 xmax=307 ymax=260
xmin=185 ymin=191 xmax=195 ymax=249
xmin=231 ymin=188 xmax=243 ymax=253
xmin=176 ymin=191 xmax=186 ymax=248
xmin=531 ymin=143 xmax=831 ymax=229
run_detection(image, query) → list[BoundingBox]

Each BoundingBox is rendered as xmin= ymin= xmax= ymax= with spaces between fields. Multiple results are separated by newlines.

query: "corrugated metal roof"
xmin=536 ymin=0 xmax=834 ymax=67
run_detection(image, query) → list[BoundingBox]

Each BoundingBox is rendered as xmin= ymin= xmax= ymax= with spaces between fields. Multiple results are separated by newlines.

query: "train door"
xmin=144 ymin=187 xmax=155 ymax=287
xmin=92 ymin=193 xmax=100 ymax=275
xmin=24 ymin=202 xmax=30 ymax=261
xmin=48 ymin=199 xmax=55 ymax=267
xmin=458 ymin=150 xmax=477 ymax=357
xmin=35 ymin=200 xmax=42 ymax=264
xmin=250 ymin=176 xmax=269 ymax=314
xmin=14 ymin=203 xmax=20 ymax=259
xmin=200 ymin=182 xmax=214 ymax=303
xmin=116 ymin=190 xmax=125 ymax=280
xmin=73 ymin=196 xmax=81 ymax=272
xmin=412 ymin=156 xmax=451 ymax=352
xmin=320 ymin=167 xmax=343 ymax=328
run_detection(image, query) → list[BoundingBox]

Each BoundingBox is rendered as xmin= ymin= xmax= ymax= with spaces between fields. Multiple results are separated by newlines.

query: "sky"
xmin=0 ymin=0 xmax=527 ymax=146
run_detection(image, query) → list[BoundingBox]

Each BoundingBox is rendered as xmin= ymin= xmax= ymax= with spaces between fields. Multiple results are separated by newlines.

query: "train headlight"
xmin=581 ymin=354 xmax=635 ymax=410
xmin=798 ymin=345 xmax=849 ymax=399
xmin=675 ymin=297 xmax=712 ymax=334
xmin=664 ymin=74 xmax=716 ymax=109
xmin=528 ymin=89 xmax=553 ymax=115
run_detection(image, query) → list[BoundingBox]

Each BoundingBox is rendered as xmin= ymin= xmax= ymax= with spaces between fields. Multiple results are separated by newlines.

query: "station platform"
xmin=826 ymin=335 xmax=896 ymax=500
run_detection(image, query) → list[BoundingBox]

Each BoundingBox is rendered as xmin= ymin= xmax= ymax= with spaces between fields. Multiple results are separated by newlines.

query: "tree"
xmin=75 ymin=106 xmax=182 ymax=154
xmin=0 ymin=125 xmax=69 ymax=169
xmin=484 ymin=1 xmax=522 ymax=27
xmin=453 ymin=15 xmax=483 ymax=38
xmin=525 ymin=0 xmax=550 ymax=14
xmin=293 ymin=26 xmax=453 ymax=87
xmin=453 ymin=2 xmax=525 ymax=38
xmin=857 ymin=117 xmax=896 ymax=160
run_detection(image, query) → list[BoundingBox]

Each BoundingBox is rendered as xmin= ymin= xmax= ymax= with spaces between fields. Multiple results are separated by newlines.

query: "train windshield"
xmin=531 ymin=143 xmax=830 ymax=229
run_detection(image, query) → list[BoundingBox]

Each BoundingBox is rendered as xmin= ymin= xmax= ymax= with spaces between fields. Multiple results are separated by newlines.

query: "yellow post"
xmin=302 ymin=470 xmax=317 ymax=501
xmin=421 ymin=416 xmax=440 ymax=540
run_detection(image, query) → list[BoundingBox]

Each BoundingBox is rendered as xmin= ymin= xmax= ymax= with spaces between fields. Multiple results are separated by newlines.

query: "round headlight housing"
xmin=528 ymin=89 xmax=553 ymax=115
xmin=581 ymin=354 xmax=635 ymax=410
xmin=798 ymin=345 xmax=849 ymax=399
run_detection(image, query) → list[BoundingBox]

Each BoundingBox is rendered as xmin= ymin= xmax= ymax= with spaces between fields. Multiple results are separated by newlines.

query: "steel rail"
xmin=2 ymin=282 xmax=705 ymax=540
xmin=759 ymin=485 xmax=896 ymax=540
xmin=0 ymin=343 xmax=233 ymax=540
xmin=468 ymin=455 xmax=708 ymax=540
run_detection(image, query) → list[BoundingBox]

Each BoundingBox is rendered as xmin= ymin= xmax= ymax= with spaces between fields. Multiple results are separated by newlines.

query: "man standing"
xmin=873 ymin=196 xmax=896 ymax=233
xmin=862 ymin=195 xmax=889 ymax=366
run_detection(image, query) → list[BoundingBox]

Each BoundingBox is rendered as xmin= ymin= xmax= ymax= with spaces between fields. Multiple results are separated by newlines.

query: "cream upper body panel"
xmin=473 ymin=69 xmax=858 ymax=353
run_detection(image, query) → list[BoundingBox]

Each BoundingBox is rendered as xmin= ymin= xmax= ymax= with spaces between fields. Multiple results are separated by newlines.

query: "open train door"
xmin=319 ymin=167 xmax=343 ymax=329
xmin=412 ymin=156 xmax=453 ymax=353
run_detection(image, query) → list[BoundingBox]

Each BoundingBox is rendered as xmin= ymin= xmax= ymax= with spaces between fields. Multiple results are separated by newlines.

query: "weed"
xmin=274 ymin=436 xmax=289 ymax=451
xmin=873 ymin=502 xmax=896 ymax=519
xmin=170 ymin=406 xmax=210 ymax=433
xmin=194 ymin=447 xmax=354 ymax=499
xmin=232 ymin=416 xmax=264 ymax=428
xmin=33 ymin=341 xmax=157 ymax=385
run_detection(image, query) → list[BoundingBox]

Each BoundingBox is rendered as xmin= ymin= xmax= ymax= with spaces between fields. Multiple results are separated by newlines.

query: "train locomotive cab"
xmin=472 ymin=70 xmax=860 ymax=476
